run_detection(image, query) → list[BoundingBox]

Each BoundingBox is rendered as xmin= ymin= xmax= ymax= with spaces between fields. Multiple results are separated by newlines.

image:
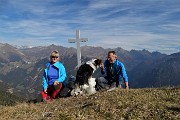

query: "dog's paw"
xmin=107 ymin=87 xmax=116 ymax=92
xmin=71 ymin=88 xmax=83 ymax=96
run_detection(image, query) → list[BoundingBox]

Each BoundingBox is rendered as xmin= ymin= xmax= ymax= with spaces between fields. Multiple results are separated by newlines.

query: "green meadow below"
xmin=0 ymin=87 xmax=180 ymax=120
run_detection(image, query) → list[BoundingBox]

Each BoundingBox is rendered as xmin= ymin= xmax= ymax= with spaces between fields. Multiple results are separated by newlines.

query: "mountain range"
xmin=0 ymin=43 xmax=179 ymax=100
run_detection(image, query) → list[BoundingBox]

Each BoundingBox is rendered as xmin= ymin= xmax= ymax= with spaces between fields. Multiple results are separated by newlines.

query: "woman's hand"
xmin=44 ymin=89 xmax=47 ymax=93
xmin=54 ymin=81 xmax=59 ymax=86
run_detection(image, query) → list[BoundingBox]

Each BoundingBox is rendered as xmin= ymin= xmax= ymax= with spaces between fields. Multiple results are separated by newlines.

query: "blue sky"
xmin=0 ymin=0 xmax=180 ymax=54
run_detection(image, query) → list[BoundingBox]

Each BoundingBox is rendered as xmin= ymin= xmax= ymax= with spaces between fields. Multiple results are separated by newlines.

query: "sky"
xmin=0 ymin=0 xmax=180 ymax=54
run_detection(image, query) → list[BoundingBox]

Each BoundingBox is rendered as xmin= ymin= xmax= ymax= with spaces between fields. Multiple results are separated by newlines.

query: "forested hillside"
xmin=0 ymin=43 xmax=179 ymax=99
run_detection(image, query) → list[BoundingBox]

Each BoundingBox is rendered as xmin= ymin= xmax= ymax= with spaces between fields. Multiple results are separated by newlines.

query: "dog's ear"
xmin=94 ymin=59 xmax=102 ymax=66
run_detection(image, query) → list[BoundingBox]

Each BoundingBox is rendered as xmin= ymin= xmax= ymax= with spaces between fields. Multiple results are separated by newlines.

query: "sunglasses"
xmin=51 ymin=56 xmax=59 ymax=58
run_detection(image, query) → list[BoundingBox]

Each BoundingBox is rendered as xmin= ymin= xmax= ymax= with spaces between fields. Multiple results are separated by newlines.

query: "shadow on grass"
xmin=167 ymin=106 xmax=180 ymax=112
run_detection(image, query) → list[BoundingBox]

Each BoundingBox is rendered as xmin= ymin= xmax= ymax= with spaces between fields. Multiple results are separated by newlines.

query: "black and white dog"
xmin=71 ymin=59 xmax=102 ymax=96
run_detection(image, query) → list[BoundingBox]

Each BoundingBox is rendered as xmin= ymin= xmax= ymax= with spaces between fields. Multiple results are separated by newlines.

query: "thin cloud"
xmin=0 ymin=0 xmax=180 ymax=54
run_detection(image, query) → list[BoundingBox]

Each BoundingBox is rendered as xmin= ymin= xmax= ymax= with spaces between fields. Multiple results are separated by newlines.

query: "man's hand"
xmin=100 ymin=63 xmax=104 ymax=70
xmin=125 ymin=82 xmax=129 ymax=90
xmin=54 ymin=81 xmax=59 ymax=86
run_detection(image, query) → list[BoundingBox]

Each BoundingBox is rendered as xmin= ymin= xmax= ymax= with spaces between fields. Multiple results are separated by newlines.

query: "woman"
xmin=41 ymin=50 xmax=66 ymax=101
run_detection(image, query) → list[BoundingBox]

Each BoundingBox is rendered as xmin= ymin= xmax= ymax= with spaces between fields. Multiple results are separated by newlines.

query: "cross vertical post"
xmin=76 ymin=30 xmax=81 ymax=68
xmin=68 ymin=30 xmax=88 ymax=68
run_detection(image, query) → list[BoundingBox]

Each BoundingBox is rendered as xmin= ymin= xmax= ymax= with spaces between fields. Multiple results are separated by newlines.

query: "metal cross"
xmin=68 ymin=30 xmax=88 ymax=68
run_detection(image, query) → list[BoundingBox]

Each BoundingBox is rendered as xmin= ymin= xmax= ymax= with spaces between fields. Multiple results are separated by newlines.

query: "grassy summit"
xmin=0 ymin=87 xmax=179 ymax=120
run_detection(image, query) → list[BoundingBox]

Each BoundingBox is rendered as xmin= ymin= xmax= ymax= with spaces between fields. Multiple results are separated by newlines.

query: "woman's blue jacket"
xmin=42 ymin=61 xmax=66 ymax=90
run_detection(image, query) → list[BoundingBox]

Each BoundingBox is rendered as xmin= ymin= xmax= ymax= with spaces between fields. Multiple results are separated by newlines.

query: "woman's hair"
xmin=50 ymin=50 xmax=59 ymax=58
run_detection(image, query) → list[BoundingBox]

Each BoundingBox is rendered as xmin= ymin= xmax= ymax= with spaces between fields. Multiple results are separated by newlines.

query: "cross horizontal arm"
xmin=68 ymin=38 xmax=88 ymax=43
xmin=79 ymin=38 xmax=88 ymax=42
xmin=68 ymin=39 xmax=76 ymax=43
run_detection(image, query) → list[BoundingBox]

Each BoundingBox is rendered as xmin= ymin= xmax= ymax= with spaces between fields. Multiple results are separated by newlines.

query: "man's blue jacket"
xmin=101 ymin=59 xmax=128 ymax=82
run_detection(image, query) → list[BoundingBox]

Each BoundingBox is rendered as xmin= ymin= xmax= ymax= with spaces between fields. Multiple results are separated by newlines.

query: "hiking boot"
xmin=43 ymin=96 xmax=53 ymax=103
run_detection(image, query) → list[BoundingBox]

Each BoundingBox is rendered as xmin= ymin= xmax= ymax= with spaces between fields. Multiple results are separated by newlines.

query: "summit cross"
xmin=68 ymin=30 xmax=88 ymax=68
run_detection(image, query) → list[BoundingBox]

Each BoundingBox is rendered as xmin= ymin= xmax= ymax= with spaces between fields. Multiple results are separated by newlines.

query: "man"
xmin=96 ymin=51 xmax=129 ymax=90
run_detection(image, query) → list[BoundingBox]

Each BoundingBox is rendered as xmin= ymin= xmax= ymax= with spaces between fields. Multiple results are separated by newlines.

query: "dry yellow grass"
xmin=0 ymin=87 xmax=180 ymax=120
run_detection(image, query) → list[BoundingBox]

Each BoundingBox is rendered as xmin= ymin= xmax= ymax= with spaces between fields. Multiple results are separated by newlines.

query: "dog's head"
xmin=94 ymin=58 xmax=102 ymax=67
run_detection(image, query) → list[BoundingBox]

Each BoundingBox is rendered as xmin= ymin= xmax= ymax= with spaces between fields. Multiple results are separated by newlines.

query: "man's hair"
xmin=108 ymin=51 xmax=116 ymax=55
